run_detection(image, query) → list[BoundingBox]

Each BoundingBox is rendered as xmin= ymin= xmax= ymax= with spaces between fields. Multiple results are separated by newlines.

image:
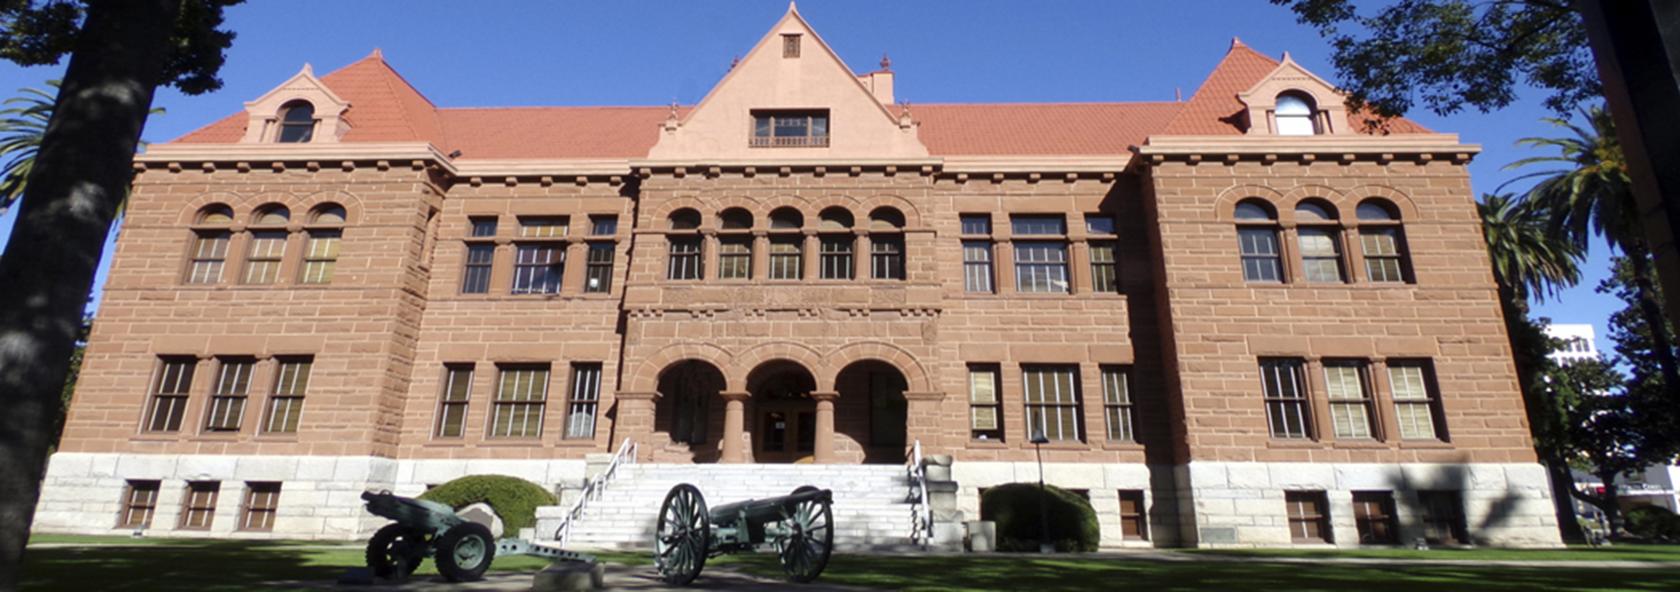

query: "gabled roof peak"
xmin=368 ymin=47 xmax=384 ymax=61
xmin=1230 ymin=36 xmax=1246 ymax=50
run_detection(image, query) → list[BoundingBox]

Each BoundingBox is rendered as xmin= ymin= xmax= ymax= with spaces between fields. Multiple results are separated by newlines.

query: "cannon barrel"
xmin=360 ymin=490 xmax=464 ymax=534
xmin=706 ymin=487 xmax=832 ymax=525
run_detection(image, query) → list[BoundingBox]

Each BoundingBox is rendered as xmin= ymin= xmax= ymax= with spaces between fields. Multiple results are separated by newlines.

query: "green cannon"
xmin=360 ymin=490 xmax=592 ymax=582
xmin=654 ymin=483 xmax=834 ymax=585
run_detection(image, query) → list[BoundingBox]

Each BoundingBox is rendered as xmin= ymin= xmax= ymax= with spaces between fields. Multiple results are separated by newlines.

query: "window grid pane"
xmin=666 ymin=237 xmax=703 ymax=280
xmin=819 ymin=236 xmax=854 ymax=279
xmin=1298 ymin=227 xmax=1344 ymax=283
xmin=299 ymin=230 xmax=341 ymax=284
xmin=146 ymin=359 xmax=196 ymax=432
xmin=519 ymin=217 xmax=569 ymax=238
xmin=1023 ymin=365 xmax=1081 ymax=442
xmin=240 ymin=482 xmax=281 ymax=531
xmin=768 ymin=237 xmax=803 ymax=280
xmin=960 ymin=215 xmax=992 ymax=235
xmin=1089 ymin=241 xmax=1118 ymax=293
xmin=1361 ymin=228 xmax=1406 ymax=283
xmin=263 ymin=359 xmax=311 ymax=434
xmin=118 ymin=480 xmax=160 ymax=528
xmin=205 ymin=360 xmax=254 ymax=432
xmin=963 ymin=241 xmax=995 ymax=293
xmin=490 ymin=367 xmax=547 ymax=438
xmin=470 ymin=217 xmax=498 ymax=237
xmin=460 ymin=244 xmax=496 ymax=294
xmin=513 ymin=244 xmax=565 ymax=294
xmin=179 ymin=482 xmax=219 ymax=530
xmin=1389 ymin=363 xmax=1441 ymax=440
xmin=585 ymin=242 xmax=614 ymax=293
xmin=1011 ymin=216 xmax=1066 ymax=236
xmin=1102 ymin=367 xmax=1135 ymax=442
xmin=188 ymin=231 xmax=230 ymax=284
xmin=1324 ymin=363 xmax=1373 ymax=439
xmin=1239 ymin=227 xmax=1283 ymax=282
xmin=565 ymin=364 xmax=602 ymax=439
xmin=1260 ymin=359 xmax=1310 ymax=439
xmin=1014 ymin=242 xmax=1070 ymax=293
xmin=718 ymin=238 xmax=753 ymax=279
xmin=969 ymin=367 xmax=1002 ymax=440
xmin=870 ymin=235 xmax=905 ymax=280
xmin=436 ymin=366 xmax=474 ymax=438
xmin=244 ymin=231 xmax=287 ymax=284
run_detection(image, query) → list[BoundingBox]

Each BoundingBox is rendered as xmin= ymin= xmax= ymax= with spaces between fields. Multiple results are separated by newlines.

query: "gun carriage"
xmin=654 ymin=483 xmax=835 ymax=585
xmin=360 ymin=490 xmax=591 ymax=582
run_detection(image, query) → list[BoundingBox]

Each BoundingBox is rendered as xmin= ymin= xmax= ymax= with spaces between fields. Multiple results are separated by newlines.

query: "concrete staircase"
xmin=537 ymin=463 xmax=918 ymax=551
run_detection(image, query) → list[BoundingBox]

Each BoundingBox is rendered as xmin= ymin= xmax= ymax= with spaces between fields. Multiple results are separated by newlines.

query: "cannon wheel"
xmin=365 ymin=523 xmax=426 ymax=581
xmin=779 ymin=485 xmax=834 ymax=583
xmin=655 ymin=483 xmax=710 ymax=586
xmin=435 ymin=522 xmax=496 ymax=582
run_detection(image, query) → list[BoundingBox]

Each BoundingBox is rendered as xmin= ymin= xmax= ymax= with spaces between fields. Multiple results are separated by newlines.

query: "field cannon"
xmin=360 ymin=490 xmax=591 ymax=582
xmin=654 ymin=483 xmax=834 ymax=585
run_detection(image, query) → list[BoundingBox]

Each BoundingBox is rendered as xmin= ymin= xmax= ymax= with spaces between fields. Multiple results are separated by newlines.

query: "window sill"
xmin=553 ymin=439 xmax=601 ymax=448
xmin=1100 ymin=441 xmax=1146 ymax=452
xmin=1032 ymin=442 xmax=1092 ymax=451
xmin=129 ymin=434 xmax=182 ymax=442
xmin=1265 ymin=439 xmax=1328 ymax=449
xmin=252 ymin=434 xmax=300 ymax=443
xmin=190 ymin=433 xmax=243 ymax=442
xmin=967 ymin=439 xmax=1008 ymax=449
xmin=475 ymin=439 xmax=544 ymax=447
xmin=1398 ymin=440 xmax=1454 ymax=449
xmin=1329 ymin=440 xmax=1390 ymax=450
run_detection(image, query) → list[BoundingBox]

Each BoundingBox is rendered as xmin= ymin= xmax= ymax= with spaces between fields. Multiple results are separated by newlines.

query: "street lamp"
xmin=1031 ymin=430 xmax=1052 ymax=554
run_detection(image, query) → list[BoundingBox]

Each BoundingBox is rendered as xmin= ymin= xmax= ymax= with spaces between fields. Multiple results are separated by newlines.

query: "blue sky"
xmin=0 ymin=0 xmax=1616 ymax=345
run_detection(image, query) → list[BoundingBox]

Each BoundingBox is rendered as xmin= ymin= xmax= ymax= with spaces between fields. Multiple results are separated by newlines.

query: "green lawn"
xmin=1183 ymin=545 xmax=1680 ymax=563
xmin=19 ymin=535 xmax=1680 ymax=592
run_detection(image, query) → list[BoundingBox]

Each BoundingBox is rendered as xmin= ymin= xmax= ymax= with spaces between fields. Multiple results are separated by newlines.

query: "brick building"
xmin=33 ymin=6 xmax=1561 ymax=548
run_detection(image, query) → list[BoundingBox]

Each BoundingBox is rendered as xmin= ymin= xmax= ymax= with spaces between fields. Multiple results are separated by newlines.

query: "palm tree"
xmin=1506 ymin=105 xmax=1680 ymax=398
xmin=0 ymin=81 xmax=54 ymax=217
xmin=1478 ymin=192 xmax=1582 ymax=304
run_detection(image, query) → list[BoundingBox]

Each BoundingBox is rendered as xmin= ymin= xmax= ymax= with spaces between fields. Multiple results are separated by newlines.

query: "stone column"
xmin=810 ymin=391 xmax=839 ymax=463
xmin=1304 ymin=357 xmax=1333 ymax=440
xmin=803 ymin=231 xmax=821 ymax=281
xmin=1279 ymin=224 xmax=1302 ymax=283
xmin=1342 ymin=224 xmax=1365 ymax=284
xmin=613 ymin=391 xmax=660 ymax=456
xmin=720 ymin=391 xmax=751 ymax=463
xmin=751 ymin=232 xmax=769 ymax=279
xmin=1369 ymin=358 xmax=1399 ymax=441
xmin=701 ymin=230 xmax=719 ymax=280
xmin=854 ymin=232 xmax=871 ymax=280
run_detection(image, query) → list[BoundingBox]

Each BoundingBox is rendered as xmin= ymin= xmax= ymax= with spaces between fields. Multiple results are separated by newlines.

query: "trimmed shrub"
xmin=1626 ymin=505 xmax=1680 ymax=541
xmin=979 ymin=482 xmax=1101 ymax=552
xmin=417 ymin=474 xmax=557 ymax=533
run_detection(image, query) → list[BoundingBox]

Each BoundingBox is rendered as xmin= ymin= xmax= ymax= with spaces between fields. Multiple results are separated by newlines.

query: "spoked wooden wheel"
xmin=779 ymin=485 xmax=834 ymax=583
xmin=655 ymin=483 xmax=710 ymax=586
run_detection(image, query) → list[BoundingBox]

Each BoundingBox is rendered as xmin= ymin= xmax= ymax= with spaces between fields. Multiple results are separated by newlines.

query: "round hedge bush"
xmin=416 ymin=474 xmax=557 ymax=533
xmin=979 ymin=482 xmax=1100 ymax=552
xmin=1626 ymin=505 xmax=1680 ymax=541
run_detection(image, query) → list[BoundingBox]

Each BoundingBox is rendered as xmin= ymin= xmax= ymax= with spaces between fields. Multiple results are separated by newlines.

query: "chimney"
xmin=858 ymin=52 xmax=894 ymax=105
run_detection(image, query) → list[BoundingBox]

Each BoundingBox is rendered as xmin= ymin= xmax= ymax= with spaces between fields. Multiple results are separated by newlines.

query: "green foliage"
xmin=415 ymin=475 xmax=556 ymax=533
xmin=1505 ymin=106 xmax=1634 ymax=254
xmin=1272 ymin=0 xmax=1597 ymax=120
xmin=0 ymin=1 xmax=243 ymax=94
xmin=1478 ymin=192 xmax=1582 ymax=303
xmin=1625 ymin=506 xmax=1680 ymax=542
xmin=0 ymin=80 xmax=50 ymax=216
xmin=979 ymin=483 xmax=1100 ymax=552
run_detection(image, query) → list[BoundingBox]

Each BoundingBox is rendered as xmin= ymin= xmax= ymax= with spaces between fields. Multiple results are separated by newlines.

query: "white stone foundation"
xmin=953 ymin=461 xmax=1161 ymax=548
xmin=31 ymin=452 xmax=585 ymax=540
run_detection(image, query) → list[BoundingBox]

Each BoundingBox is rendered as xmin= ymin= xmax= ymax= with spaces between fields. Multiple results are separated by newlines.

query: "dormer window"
xmin=277 ymin=100 xmax=316 ymax=143
xmin=1274 ymin=92 xmax=1318 ymax=136
xmin=782 ymin=34 xmax=802 ymax=58
xmin=751 ymin=110 xmax=829 ymax=148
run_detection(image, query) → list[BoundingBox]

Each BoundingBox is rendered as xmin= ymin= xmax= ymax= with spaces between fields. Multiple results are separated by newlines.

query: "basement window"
xmin=751 ymin=110 xmax=829 ymax=148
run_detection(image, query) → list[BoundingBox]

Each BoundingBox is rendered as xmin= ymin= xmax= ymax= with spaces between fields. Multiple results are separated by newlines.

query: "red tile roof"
xmin=171 ymin=42 xmax=1430 ymax=159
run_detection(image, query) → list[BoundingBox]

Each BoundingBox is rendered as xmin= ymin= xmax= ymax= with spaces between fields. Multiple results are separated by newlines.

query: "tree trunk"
xmin=0 ymin=1 xmax=181 ymax=589
xmin=1624 ymin=241 xmax=1680 ymax=398
xmin=1545 ymin=460 xmax=1587 ymax=542
xmin=1596 ymin=470 xmax=1624 ymax=538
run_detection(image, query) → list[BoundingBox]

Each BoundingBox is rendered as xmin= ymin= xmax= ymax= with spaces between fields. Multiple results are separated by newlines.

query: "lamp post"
xmin=1031 ymin=430 xmax=1052 ymax=554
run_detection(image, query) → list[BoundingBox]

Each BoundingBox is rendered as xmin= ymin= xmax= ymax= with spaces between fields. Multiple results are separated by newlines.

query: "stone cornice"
xmin=138 ymin=142 xmax=454 ymax=170
xmin=1137 ymin=134 xmax=1481 ymax=164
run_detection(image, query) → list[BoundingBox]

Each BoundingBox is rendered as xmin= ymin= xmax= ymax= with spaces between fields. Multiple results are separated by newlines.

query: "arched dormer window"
xmin=666 ymin=208 xmax=703 ymax=280
xmin=1357 ymin=199 xmax=1410 ymax=283
xmin=1234 ymin=199 xmax=1283 ymax=282
xmin=1274 ymin=92 xmax=1318 ymax=136
xmin=1294 ymin=200 xmax=1344 ymax=283
xmin=277 ymin=101 xmax=316 ymax=143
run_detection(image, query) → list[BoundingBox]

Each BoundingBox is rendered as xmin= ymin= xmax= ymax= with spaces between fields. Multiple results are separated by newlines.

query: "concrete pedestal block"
xmin=965 ymin=520 xmax=996 ymax=552
xmin=932 ymin=522 xmax=965 ymax=551
xmin=924 ymin=455 xmax=954 ymax=482
xmin=531 ymin=561 xmax=604 ymax=591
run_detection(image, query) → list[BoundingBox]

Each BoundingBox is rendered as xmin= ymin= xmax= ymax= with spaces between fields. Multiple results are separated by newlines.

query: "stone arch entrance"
xmin=654 ymin=360 xmax=726 ymax=463
xmin=834 ymin=360 xmax=909 ymax=464
xmin=746 ymin=360 xmax=817 ymax=463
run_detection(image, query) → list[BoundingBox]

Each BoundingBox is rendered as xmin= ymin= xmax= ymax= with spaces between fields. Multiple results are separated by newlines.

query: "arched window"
xmin=818 ymin=208 xmax=854 ymax=279
xmin=277 ymin=101 xmax=316 ymax=143
xmin=186 ymin=204 xmax=233 ymax=284
xmin=719 ymin=208 xmax=753 ymax=230
xmin=310 ymin=204 xmax=346 ymax=225
xmin=1357 ymin=199 xmax=1410 ymax=283
xmin=667 ymin=208 xmax=701 ymax=231
xmin=767 ymin=207 xmax=804 ymax=279
xmin=868 ymin=207 xmax=906 ymax=280
xmin=817 ymin=207 xmax=853 ymax=231
xmin=1234 ymin=199 xmax=1283 ymax=282
xmin=252 ymin=205 xmax=290 ymax=226
xmin=197 ymin=204 xmax=234 ymax=225
xmin=246 ymin=205 xmax=290 ymax=285
xmin=769 ymin=207 xmax=804 ymax=230
xmin=717 ymin=208 xmax=754 ymax=280
xmin=300 ymin=203 xmax=345 ymax=284
xmin=666 ymin=208 xmax=703 ymax=280
xmin=869 ymin=207 xmax=905 ymax=231
xmin=1275 ymin=92 xmax=1318 ymax=136
xmin=1294 ymin=200 xmax=1344 ymax=283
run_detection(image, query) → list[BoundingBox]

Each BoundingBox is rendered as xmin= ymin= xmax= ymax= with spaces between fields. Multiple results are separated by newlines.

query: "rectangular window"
xmin=584 ymin=242 xmax=614 ymax=293
xmin=435 ymin=365 xmax=474 ymax=438
xmin=666 ymin=236 xmax=703 ymax=280
xmin=819 ymin=236 xmax=854 ymax=280
xmin=968 ymin=366 xmax=1002 ymax=441
xmin=469 ymin=216 xmax=498 ymax=237
xmin=1389 ymin=361 xmax=1445 ymax=440
xmin=718 ymin=237 xmax=753 ymax=279
xmin=590 ymin=215 xmax=618 ymax=236
xmin=1085 ymin=214 xmax=1116 ymax=235
xmin=1324 ymin=361 xmax=1374 ymax=439
xmin=187 ymin=231 xmax=230 ymax=284
xmin=769 ymin=237 xmax=803 ymax=280
xmin=243 ymin=231 xmax=287 ymax=284
xmin=1023 ymin=365 xmax=1081 ymax=442
xmin=782 ymin=33 xmax=801 ymax=57
xmin=1361 ymin=227 xmax=1407 ymax=283
xmin=1015 ymin=242 xmax=1070 ymax=293
xmin=513 ymin=244 xmax=564 ymax=294
xmin=145 ymin=358 xmax=195 ymax=433
xmin=460 ymin=244 xmax=495 ymax=294
xmin=871 ymin=235 xmax=905 ymax=280
xmin=117 ymin=480 xmax=160 ymax=528
xmin=960 ymin=214 xmax=992 ymax=235
xmin=1101 ymin=366 xmax=1135 ymax=442
xmin=1011 ymin=215 xmax=1067 ymax=236
xmin=1239 ymin=227 xmax=1283 ymax=282
xmin=204 ymin=359 xmax=254 ymax=432
xmin=262 ymin=358 xmax=311 ymax=434
xmin=963 ymin=241 xmax=995 ymax=293
xmin=239 ymin=482 xmax=281 ymax=532
xmin=751 ymin=110 xmax=829 ymax=147
xmin=1118 ymin=490 xmax=1148 ymax=541
xmin=1089 ymin=241 xmax=1118 ymax=293
xmin=179 ymin=481 xmax=220 ymax=530
xmin=299 ymin=230 xmax=341 ymax=284
xmin=1285 ymin=491 xmax=1331 ymax=543
xmin=489 ymin=365 xmax=547 ymax=438
xmin=1352 ymin=491 xmax=1399 ymax=545
xmin=519 ymin=216 xmax=569 ymax=238
xmin=565 ymin=363 xmax=602 ymax=439
xmin=1299 ymin=228 xmax=1345 ymax=283
xmin=1260 ymin=358 xmax=1311 ymax=439
xmin=1419 ymin=490 xmax=1469 ymax=544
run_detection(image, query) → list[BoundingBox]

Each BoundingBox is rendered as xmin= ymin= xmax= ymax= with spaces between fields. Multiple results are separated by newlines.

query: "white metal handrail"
xmin=906 ymin=440 xmax=934 ymax=546
xmin=554 ymin=438 xmax=637 ymax=547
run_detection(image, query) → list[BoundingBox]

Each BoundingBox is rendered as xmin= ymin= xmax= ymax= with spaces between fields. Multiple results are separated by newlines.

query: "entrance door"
xmin=756 ymin=406 xmax=815 ymax=463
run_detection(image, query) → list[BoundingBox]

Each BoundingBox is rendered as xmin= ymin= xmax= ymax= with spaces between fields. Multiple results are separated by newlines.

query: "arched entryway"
xmin=834 ymin=360 xmax=909 ymax=464
xmin=654 ymin=360 xmax=726 ymax=463
xmin=747 ymin=360 xmax=818 ymax=463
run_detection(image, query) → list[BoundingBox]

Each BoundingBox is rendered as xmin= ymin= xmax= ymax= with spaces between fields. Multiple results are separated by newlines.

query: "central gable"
xmin=646 ymin=4 xmax=927 ymax=161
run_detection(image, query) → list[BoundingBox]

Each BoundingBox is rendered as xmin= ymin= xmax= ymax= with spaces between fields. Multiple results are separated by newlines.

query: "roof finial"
xmin=1175 ymin=87 xmax=1183 ymax=102
xmin=1230 ymin=36 xmax=1245 ymax=50
xmin=880 ymin=52 xmax=892 ymax=72
xmin=1281 ymin=50 xmax=1293 ymax=62
xmin=369 ymin=47 xmax=384 ymax=60
xmin=301 ymin=63 xmax=314 ymax=76
xmin=730 ymin=55 xmax=741 ymax=71
xmin=896 ymin=99 xmax=913 ymax=128
xmin=788 ymin=1 xmax=798 ymax=13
